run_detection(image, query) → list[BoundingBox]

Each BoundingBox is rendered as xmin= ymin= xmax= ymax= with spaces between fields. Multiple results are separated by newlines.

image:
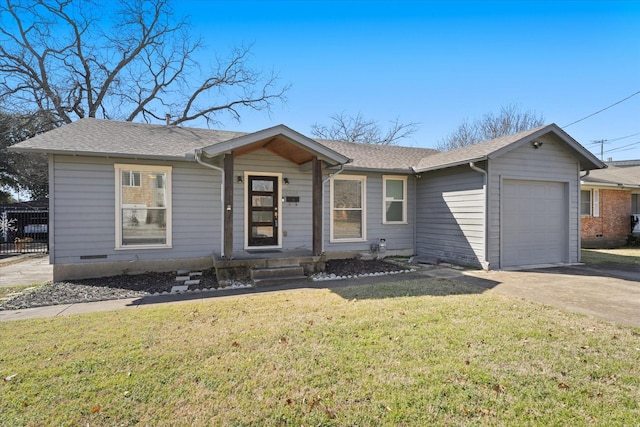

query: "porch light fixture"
xmin=236 ymin=176 xmax=243 ymax=183
xmin=283 ymin=177 xmax=289 ymax=184
xmin=532 ymin=141 xmax=543 ymax=149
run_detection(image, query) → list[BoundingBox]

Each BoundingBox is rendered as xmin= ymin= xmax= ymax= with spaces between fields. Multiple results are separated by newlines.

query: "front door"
xmin=248 ymin=175 xmax=279 ymax=247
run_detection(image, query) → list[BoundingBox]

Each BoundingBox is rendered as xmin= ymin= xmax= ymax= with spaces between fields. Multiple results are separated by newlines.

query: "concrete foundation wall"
xmin=53 ymin=256 xmax=214 ymax=281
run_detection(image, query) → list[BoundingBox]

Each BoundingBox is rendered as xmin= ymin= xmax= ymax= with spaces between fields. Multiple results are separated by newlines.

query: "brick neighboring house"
xmin=581 ymin=162 xmax=640 ymax=248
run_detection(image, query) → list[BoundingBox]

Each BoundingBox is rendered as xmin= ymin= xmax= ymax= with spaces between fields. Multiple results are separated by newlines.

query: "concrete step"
xmin=252 ymin=275 xmax=308 ymax=288
xmin=250 ymin=265 xmax=304 ymax=280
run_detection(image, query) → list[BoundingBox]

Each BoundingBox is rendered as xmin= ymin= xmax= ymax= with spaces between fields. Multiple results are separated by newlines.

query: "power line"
xmin=607 ymin=131 xmax=640 ymax=142
xmin=604 ymin=140 xmax=640 ymax=153
xmin=563 ymin=90 xmax=640 ymax=128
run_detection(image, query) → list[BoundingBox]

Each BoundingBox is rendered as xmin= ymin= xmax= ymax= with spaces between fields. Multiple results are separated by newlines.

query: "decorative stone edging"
xmin=310 ymin=268 xmax=417 ymax=282
xmin=157 ymin=281 xmax=252 ymax=296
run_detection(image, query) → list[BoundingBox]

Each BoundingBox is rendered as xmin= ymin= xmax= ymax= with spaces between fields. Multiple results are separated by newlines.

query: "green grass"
xmin=1 ymin=277 xmax=639 ymax=426
xmin=582 ymin=248 xmax=640 ymax=265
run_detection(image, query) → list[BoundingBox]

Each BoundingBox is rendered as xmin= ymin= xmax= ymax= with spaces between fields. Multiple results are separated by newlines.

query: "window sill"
xmin=383 ymin=221 xmax=408 ymax=225
xmin=329 ymin=238 xmax=367 ymax=243
xmin=115 ymin=245 xmax=172 ymax=251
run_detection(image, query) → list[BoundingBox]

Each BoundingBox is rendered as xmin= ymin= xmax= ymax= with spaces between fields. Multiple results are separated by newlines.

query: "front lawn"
xmin=1 ymin=277 xmax=638 ymax=426
xmin=582 ymin=248 xmax=640 ymax=265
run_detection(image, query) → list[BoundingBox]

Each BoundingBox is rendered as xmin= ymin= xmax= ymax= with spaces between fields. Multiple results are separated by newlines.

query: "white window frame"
xmin=581 ymin=188 xmax=600 ymax=217
xmin=382 ymin=175 xmax=407 ymax=224
xmin=581 ymin=188 xmax=599 ymax=217
xmin=115 ymin=164 xmax=172 ymax=250
xmin=330 ymin=175 xmax=367 ymax=242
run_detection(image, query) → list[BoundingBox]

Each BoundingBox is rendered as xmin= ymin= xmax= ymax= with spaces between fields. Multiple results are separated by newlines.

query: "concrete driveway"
xmin=462 ymin=264 xmax=640 ymax=328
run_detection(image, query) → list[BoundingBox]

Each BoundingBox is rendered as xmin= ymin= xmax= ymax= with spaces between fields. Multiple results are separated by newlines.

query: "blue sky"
xmin=178 ymin=1 xmax=639 ymax=159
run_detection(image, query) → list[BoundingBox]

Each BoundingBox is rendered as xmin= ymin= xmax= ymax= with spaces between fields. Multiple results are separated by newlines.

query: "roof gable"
xmin=414 ymin=124 xmax=605 ymax=172
xmin=200 ymin=124 xmax=351 ymax=166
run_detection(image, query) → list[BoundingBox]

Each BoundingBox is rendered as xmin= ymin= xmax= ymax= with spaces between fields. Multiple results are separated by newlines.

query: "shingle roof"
xmin=583 ymin=165 xmax=640 ymax=187
xmin=318 ymin=139 xmax=438 ymax=171
xmin=10 ymin=118 xmax=603 ymax=173
xmin=11 ymin=117 xmax=438 ymax=170
xmin=414 ymin=125 xmax=548 ymax=171
xmin=10 ymin=118 xmax=247 ymax=160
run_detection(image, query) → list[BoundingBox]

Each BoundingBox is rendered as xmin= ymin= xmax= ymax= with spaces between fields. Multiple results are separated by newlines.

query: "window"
xmin=632 ymin=194 xmax=640 ymax=214
xmin=115 ymin=164 xmax=171 ymax=249
xmin=331 ymin=175 xmax=366 ymax=241
xmin=580 ymin=190 xmax=591 ymax=216
xmin=581 ymin=189 xmax=599 ymax=217
xmin=123 ymin=171 xmax=141 ymax=187
xmin=383 ymin=176 xmax=407 ymax=224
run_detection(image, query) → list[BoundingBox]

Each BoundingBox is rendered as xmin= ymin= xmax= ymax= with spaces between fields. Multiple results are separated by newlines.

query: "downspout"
xmin=195 ymin=149 xmax=226 ymax=258
xmin=321 ymin=162 xmax=348 ymax=253
xmin=469 ymin=162 xmax=490 ymax=270
xmin=411 ymin=167 xmax=421 ymax=257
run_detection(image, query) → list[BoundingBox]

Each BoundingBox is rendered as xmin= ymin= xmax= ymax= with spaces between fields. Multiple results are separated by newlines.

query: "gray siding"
xmin=51 ymin=155 xmax=221 ymax=265
xmin=323 ymin=172 xmax=416 ymax=253
xmin=487 ymin=135 xmax=581 ymax=268
xmin=52 ymin=151 xmax=415 ymax=266
xmin=415 ymin=166 xmax=486 ymax=267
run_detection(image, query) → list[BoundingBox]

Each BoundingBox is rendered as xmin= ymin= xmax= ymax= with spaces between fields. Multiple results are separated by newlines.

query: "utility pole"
xmin=592 ymin=139 xmax=607 ymax=160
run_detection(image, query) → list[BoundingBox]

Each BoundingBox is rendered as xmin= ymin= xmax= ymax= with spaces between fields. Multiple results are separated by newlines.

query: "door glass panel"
xmin=252 ymin=211 xmax=273 ymax=223
xmin=252 ymin=226 xmax=274 ymax=238
xmin=252 ymin=180 xmax=274 ymax=192
xmin=252 ymin=195 xmax=273 ymax=207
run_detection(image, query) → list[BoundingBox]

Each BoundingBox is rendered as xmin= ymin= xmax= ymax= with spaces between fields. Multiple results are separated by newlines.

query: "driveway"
xmin=462 ymin=264 xmax=640 ymax=328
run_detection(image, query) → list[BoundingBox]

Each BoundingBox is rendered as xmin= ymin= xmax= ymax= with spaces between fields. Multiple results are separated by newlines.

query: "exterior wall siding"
xmin=581 ymin=187 xmax=631 ymax=248
xmin=415 ymin=165 xmax=486 ymax=267
xmin=487 ymin=135 xmax=581 ymax=268
xmin=51 ymin=155 xmax=221 ymax=266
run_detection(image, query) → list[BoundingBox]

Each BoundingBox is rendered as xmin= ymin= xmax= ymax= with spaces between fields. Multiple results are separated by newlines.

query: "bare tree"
xmin=311 ymin=112 xmax=419 ymax=145
xmin=0 ymin=0 xmax=288 ymax=127
xmin=0 ymin=110 xmax=51 ymax=201
xmin=436 ymin=104 xmax=544 ymax=151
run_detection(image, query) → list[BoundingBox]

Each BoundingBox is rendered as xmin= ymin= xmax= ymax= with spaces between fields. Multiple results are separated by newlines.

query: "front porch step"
xmin=250 ymin=266 xmax=306 ymax=287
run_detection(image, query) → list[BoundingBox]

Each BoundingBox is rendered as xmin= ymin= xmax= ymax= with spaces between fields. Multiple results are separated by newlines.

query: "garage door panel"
xmin=502 ymin=180 xmax=567 ymax=267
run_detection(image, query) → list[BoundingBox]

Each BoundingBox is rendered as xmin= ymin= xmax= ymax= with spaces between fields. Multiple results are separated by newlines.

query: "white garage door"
xmin=502 ymin=180 xmax=567 ymax=267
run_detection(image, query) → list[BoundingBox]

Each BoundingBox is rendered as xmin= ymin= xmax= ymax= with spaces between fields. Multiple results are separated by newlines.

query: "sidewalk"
xmin=0 ymin=254 xmax=53 ymax=287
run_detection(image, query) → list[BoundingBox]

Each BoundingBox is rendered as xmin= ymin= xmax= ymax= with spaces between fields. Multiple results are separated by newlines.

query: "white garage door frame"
xmin=499 ymin=177 xmax=570 ymax=269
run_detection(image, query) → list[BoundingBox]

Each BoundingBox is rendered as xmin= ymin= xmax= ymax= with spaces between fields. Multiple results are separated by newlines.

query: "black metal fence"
xmin=0 ymin=201 xmax=49 ymax=255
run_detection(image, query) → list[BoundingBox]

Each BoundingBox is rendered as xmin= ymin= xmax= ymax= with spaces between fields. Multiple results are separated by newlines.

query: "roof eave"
xmin=581 ymin=180 xmax=640 ymax=189
xmin=344 ymin=165 xmax=416 ymax=174
xmin=412 ymin=156 xmax=487 ymax=173
xmin=9 ymin=146 xmax=195 ymax=162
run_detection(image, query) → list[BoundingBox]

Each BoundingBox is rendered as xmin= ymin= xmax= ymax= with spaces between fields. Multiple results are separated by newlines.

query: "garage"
xmin=502 ymin=179 xmax=568 ymax=267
